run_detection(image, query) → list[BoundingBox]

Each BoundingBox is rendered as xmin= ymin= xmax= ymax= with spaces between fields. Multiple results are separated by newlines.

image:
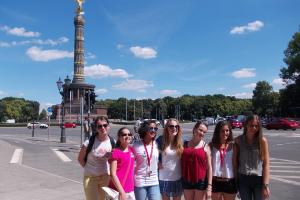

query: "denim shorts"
xmin=159 ymin=179 xmax=183 ymax=197
xmin=238 ymin=173 xmax=263 ymax=200
xmin=134 ymin=185 xmax=160 ymax=200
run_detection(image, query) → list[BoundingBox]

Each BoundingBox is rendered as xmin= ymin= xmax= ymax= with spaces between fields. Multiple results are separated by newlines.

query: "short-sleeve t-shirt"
xmin=133 ymin=141 xmax=159 ymax=187
xmin=83 ymin=137 xmax=113 ymax=176
xmin=108 ymin=147 xmax=135 ymax=192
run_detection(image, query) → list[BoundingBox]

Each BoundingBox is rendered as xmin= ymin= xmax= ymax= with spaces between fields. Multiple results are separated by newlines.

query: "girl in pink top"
xmin=109 ymin=127 xmax=135 ymax=200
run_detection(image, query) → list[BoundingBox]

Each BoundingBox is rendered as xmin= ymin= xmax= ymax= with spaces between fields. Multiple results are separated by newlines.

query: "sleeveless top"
xmin=238 ymin=135 xmax=263 ymax=176
xmin=182 ymin=141 xmax=207 ymax=183
xmin=211 ymin=143 xmax=234 ymax=178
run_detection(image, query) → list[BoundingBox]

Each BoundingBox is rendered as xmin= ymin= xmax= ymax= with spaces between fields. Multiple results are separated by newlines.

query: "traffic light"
xmin=85 ymin=91 xmax=89 ymax=105
xmin=90 ymin=91 xmax=97 ymax=105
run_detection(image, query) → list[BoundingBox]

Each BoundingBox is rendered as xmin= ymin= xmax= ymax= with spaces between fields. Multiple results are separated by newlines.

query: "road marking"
xmin=270 ymin=158 xmax=300 ymax=163
xmin=271 ymin=166 xmax=300 ymax=168
xmin=52 ymin=148 xmax=72 ymax=162
xmin=270 ymin=162 xmax=300 ymax=164
xmin=21 ymin=164 xmax=82 ymax=184
xmin=271 ymin=176 xmax=300 ymax=187
xmin=271 ymin=170 xmax=300 ymax=173
xmin=10 ymin=148 xmax=23 ymax=164
xmin=271 ymin=175 xmax=300 ymax=179
xmin=275 ymin=141 xmax=300 ymax=146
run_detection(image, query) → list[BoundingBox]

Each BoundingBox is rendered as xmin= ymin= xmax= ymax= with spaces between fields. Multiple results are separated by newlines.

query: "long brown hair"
xmin=162 ymin=118 xmax=183 ymax=156
xmin=211 ymin=120 xmax=233 ymax=146
xmin=243 ymin=114 xmax=264 ymax=159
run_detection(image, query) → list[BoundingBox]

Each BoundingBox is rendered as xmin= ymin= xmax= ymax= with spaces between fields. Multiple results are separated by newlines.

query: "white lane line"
xmin=271 ymin=166 xmax=300 ymax=168
xmin=270 ymin=162 xmax=300 ymax=165
xmin=52 ymin=149 xmax=72 ymax=162
xmin=271 ymin=176 xmax=300 ymax=187
xmin=21 ymin=164 xmax=82 ymax=184
xmin=275 ymin=142 xmax=300 ymax=146
xmin=270 ymin=158 xmax=300 ymax=163
xmin=270 ymin=170 xmax=300 ymax=173
xmin=272 ymin=175 xmax=300 ymax=179
xmin=10 ymin=149 xmax=23 ymax=164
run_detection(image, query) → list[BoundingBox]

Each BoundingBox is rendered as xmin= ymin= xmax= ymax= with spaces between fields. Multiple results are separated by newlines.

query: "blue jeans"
xmin=238 ymin=173 xmax=263 ymax=200
xmin=134 ymin=185 xmax=160 ymax=200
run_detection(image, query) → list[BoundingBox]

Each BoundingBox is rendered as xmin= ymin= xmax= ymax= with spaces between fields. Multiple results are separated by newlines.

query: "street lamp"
xmin=56 ymin=77 xmax=66 ymax=143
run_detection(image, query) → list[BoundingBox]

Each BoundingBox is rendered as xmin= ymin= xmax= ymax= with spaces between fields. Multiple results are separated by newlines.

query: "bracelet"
xmin=263 ymin=183 xmax=269 ymax=188
xmin=207 ymin=183 xmax=212 ymax=186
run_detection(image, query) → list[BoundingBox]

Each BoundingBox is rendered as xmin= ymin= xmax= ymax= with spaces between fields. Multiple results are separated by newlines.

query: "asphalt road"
xmin=0 ymin=123 xmax=299 ymax=200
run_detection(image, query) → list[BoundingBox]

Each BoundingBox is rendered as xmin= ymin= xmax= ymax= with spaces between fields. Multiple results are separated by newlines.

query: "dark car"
xmin=266 ymin=118 xmax=299 ymax=131
xmin=229 ymin=119 xmax=243 ymax=129
xmin=64 ymin=122 xmax=77 ymax=128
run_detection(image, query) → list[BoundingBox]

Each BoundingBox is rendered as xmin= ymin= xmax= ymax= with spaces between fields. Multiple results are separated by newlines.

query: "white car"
xmin=27 ymin=122 xmax=40 ymax=129
xmin=39 ymin=123 xmax=49 ymax=129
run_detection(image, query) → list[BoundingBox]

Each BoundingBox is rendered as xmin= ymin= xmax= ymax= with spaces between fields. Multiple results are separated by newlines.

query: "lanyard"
xmin=219 ymin=144 xmax=227 ymax=168
xmin=143 ymin=140 xmax=153 ymax=168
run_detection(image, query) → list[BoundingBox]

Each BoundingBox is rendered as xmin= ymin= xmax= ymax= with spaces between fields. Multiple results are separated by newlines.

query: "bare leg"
xmin=212 ymin=192 xmax=223 ymax=200
xmin=184 ymin=189 xmax=195 ymax=200
xmin=162 ymin=194 xmax=170 ymax=200
xmin=223 ymin=193 xmax=236 ymax=200
xmin=194 ymin=190 xmax=206 ymax=200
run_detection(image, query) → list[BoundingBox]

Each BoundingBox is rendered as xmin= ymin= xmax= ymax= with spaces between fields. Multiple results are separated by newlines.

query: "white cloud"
xmin=130 ymin=46 xmax=157 ymax=59
xmin=26 ymin=46 xmax=73 ymax=62
xmin=230 ymin=20 xmax=264 ymax=35
xmin=232 ymin=92 xmax=253 ymax=99
xmin=39 ymin=102 xmax=54 ymax=113
xmin=272 ymin=78 xmax=285 ymax=86
xmin=18 ymin=92 xmax=24 ymax=97
xmin=117 ymin=44 xmax=124 ymax=49
xmin=112 ymin=79 xmax=154 ymax=92
xmin=85 ymin=64 xmax=131 ymax=79
xmin=0 ymin=37 xmax=69 ymax=48
xmin=217 ymin=87 xmax=225 ymax=91
xmin=160 ymin=90 xmax=181 ymax=96
xmin=95 ymin=88 xmax=108 ymax=95
xmin=0 ymin=25 xmax=40 ymax=37
xmin=242 ymin=83 xmax=256 ymax=89
xmin=85 ymin=52 xmax=96 ymax=59
xmin=0 ymin=90 xmax=6 ymax=96
xmin=231 ymin=68 xmax=256 ymax=78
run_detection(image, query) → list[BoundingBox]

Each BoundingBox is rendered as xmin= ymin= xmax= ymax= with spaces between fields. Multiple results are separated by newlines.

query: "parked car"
xmin=64 ymin=122 xmax=77 ymax=128
xmin=27 ymin=122 xmax=40 ymax=129
xmin=266 ymin=118 xmax=299 ymax=131
xmin=229 ymin=119 xmax=243 ymax=129
xmin=39 ymin=123 xmax=49 ymax=129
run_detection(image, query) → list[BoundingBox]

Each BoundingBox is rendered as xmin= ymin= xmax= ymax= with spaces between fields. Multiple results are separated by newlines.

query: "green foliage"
xmin=0 ymin=97 xmax=40 ymax=122
xmin=279 ymin=29 xmax=300 ymax=117
xmin=252 ymin=81 xmax=279 ymax=116
xmin=39 ymin=109 xmax=47 ymax=120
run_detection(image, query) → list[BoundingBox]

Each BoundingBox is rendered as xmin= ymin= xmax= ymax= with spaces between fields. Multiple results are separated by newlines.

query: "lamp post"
xmin=56 ymin=77 xmax=66 ymax=143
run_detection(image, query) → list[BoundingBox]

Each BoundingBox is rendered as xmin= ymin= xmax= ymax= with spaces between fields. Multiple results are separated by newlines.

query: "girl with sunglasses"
xmin=156 ymin=118 xmax=183 ymax=200
xmin=108 ymin=127 xmax=135 ymax=200
xmin=181 ymin=121 xmax=213 ymax=200
xmin=77 ymin=116 xmax=114 ymax=200
xmin=133 ymin=120 xmax=160 ymax=200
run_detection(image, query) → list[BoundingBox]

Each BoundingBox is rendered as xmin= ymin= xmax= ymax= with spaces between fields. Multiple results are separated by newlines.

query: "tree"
xmin=252 ymin=81 xmax=279 ymax=116
xmin=39 ymin=109 xmax=47 ymax=120
xmin=279 ymin=29 xmax=300 ymax=117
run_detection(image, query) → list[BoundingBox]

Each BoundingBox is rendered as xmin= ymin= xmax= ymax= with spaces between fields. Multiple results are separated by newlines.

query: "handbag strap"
xmin=121 ymin=148 xmax=132 ymax=185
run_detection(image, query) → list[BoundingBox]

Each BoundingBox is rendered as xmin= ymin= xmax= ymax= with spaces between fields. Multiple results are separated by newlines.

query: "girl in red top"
xmin=182 ymin=121 xmax=212 ymax=200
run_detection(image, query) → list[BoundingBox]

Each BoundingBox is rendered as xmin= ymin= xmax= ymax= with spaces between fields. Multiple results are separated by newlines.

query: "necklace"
xmin=143 ymin=140 xmax=153 ymax=177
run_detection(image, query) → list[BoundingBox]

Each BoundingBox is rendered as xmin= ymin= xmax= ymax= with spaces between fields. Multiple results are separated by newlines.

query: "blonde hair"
xmin=162 ymin=118 xmax=183 ymax=156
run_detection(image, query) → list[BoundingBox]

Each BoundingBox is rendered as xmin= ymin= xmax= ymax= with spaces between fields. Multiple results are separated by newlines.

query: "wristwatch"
xmin=263 ymin=183 xmax=269 ymax=188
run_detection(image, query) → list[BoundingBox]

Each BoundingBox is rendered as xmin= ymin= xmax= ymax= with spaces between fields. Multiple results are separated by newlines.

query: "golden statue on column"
xmin=75 ymin=0 xmax=84 ymax=15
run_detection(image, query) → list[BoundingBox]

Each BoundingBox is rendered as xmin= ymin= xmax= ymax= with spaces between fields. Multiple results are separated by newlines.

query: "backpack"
xmin=84 ymin=134 xmax=116 ymax=163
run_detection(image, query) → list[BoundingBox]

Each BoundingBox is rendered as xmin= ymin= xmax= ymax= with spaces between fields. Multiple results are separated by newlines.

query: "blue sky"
xmin=0 ymin=0 xmax=299 ymax=112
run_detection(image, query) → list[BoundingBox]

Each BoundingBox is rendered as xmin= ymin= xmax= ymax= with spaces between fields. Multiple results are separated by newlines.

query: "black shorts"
xmin=212 ymin=178 xmax=237 ymax=194
xmin=182 ymin=179 xmax=207 ymax=190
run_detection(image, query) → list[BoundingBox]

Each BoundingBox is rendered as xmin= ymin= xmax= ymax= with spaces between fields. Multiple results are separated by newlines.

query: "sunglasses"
xmin=168 ymin=125 xmax=179 ymax=129
xmin=148 ymin=127 xmax=158 ymax=132
xmin=97 ymin=124 xmax=108 ymax=129
xmin=121 ymin=133 xmax=133 ymax=137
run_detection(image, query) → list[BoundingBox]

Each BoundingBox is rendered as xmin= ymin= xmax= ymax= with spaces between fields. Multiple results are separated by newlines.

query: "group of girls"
xmin=78 ymin=114 xmax=270 ymax=200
